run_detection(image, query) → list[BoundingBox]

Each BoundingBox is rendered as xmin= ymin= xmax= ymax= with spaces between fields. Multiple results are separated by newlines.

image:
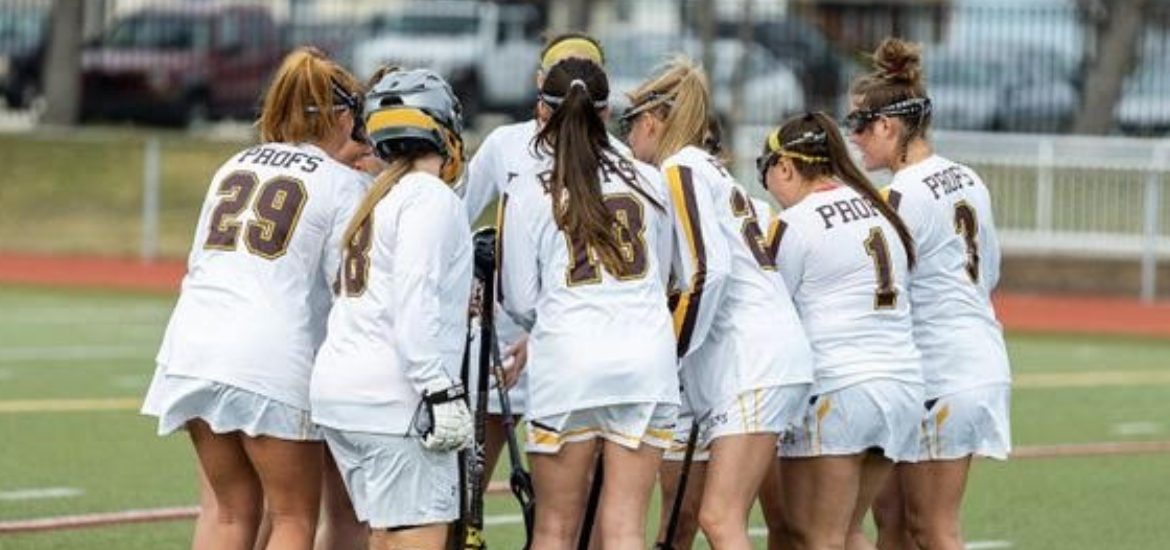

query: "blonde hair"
xmin=340 ymin=159 xmax=410 ymax=261
xmin=626 ymin=56 xmax=713 ymax=165
xmin=257 ymin=47 xmax=362 ymax=144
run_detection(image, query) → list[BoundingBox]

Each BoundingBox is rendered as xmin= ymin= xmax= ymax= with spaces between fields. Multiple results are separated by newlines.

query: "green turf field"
xmin=1 ymin=286 xmax=1169 ymax=549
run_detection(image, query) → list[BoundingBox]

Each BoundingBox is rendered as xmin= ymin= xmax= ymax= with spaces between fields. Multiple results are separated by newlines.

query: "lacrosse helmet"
xmin=363 ymin=69 xmax=466 ymax=184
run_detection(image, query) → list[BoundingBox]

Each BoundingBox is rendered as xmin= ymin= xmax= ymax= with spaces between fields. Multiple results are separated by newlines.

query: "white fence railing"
xmin=732 ymin=128 xmax=1170 ymax=302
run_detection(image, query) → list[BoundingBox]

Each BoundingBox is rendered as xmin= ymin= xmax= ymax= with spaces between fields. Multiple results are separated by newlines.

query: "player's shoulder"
xmin=481 ymin=119 xmax=538 ymax=151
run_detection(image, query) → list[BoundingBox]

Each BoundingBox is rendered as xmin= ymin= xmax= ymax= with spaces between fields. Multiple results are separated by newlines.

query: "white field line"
xmin=0 ymin=345 xmax=154 ymax=363
xmin=0 ymin=487 xmax=83 ymax=501
xmin=966 ymin=542 xmax=1014 ymax=550
xmin=0 ymin=306 xmax=171 ymax=325
xmin=1112 ymin=421 xmax=1164 ymax=437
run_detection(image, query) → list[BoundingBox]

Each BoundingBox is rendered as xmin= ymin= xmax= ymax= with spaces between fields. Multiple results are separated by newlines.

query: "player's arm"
xmin=773 ymin=215 xmax=805 ymax=296
xmin=461 ymin=129 xmax=502 ymax=224
xmin=392 ymin=188 xmax=466 ymax=392
xmin=665 ymin=164 xmax=731 ymax=359
xmin=497 ymin=191 xmax=539 ymax=332
xmin=322 ymin=175 xmax=368 ymax=294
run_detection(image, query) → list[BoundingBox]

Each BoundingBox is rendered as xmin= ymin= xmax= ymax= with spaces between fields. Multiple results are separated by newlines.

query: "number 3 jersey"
xmin=886 ymin=155 xmax=1010 ymax=399
xmin=775 ymin=185 xmax=922 ymax=395
xmin=498 ymin=152 xmax=679 ymax=419
xmin=311 ymin=172 xmax=473 ymax=435
xmin=155 ymin=143 xmax=368 ymax=410
xmin=663 ymin=146 xmax=813 ymax=412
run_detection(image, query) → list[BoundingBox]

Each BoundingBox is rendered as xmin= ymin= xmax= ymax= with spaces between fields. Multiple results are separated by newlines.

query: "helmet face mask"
xmin=363 ymin=69 xmax=466 ymax=184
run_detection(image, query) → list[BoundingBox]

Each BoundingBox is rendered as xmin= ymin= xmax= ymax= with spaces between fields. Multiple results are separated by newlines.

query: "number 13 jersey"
xmin=498 ymin=152 xmax=679 ymax=419
xmin=156 ymin=143 xmax=368 ymax=410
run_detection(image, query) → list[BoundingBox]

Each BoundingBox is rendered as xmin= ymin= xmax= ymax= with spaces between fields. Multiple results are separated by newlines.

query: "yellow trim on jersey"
xmin=879 ymin=186 xmax=892 ymax=203
xmin=541 ymin=38 xmax=603 ymax=69
xmin=666 ymin=165 xmax=701 ymax=338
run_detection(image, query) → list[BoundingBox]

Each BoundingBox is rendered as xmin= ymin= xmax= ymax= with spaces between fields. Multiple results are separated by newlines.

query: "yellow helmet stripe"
xmin=541 ymin=38 xmax=603 ymax=70
xmin=366 ymin=108 xmax=442 ymax=136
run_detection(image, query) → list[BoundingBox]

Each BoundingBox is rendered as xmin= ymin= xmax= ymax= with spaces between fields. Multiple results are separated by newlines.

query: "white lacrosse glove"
xmin=419 ymin=379 xmax=473 ymax=452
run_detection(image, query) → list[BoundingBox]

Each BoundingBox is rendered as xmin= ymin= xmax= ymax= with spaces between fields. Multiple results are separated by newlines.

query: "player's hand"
xmin=420 ymin=380 xmax=473 ymax=452
xmin=501 ymin=336 xmax=529 ymax=389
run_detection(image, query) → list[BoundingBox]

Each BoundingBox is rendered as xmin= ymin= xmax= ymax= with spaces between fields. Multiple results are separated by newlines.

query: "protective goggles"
xmin=755 ymin=130 xmax=829 ymax=187
xmin=618 ymin=92 xmax=673 ymax=139
xmin=842 ymin=97 xmax=932 ymax=135
xmin=306 ymin=80 xmax=367 ymax=144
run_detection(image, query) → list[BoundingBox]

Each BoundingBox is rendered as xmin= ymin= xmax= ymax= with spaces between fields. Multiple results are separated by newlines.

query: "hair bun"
xmin=872 ymin=38 xmax=923 ymax=86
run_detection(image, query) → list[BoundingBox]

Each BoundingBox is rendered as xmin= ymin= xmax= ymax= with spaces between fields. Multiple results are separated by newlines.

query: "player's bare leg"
xmin=241 ymin=435 xmax=323 ymax=550
xmin=188 ymin=420 xmax=263 ymax=550
xmin=699 ymin=433 xmax=778 ymax=550
xmin=758 ymin=458 xmax=789 ymax=550
xmin=597 ymin=440 xmax=662 ymax=550
xmin=901 ymin=457 xmax=972 ymax=550
xmin=192 ymin=461 xmax=221 ymax=550
xmin=315 ymin=451 xmax=366 ymax=550
xmin=780 ymin=454 xmax=864 ymax=550
xmin=370 ymin=523 xmax=448 ymax=550
xmin=655 ymin=460 xmax=708 ymax=549
xmin=845 ymin=453 xmax=894 ymax=550
xmin=529 ymin=439 xmax=598 ymax=549
xmin=872 ymin=470 xmax=917 ymax=550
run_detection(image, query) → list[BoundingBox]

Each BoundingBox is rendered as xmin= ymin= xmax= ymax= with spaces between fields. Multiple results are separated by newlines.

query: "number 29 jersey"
xmin=156 ymin=142 xmax=368 ymax=410
xmin=498 ymin=152 xmax=679 ymax=419
xmin=775 ymin=185 xmax=922 ymax=395
xmin=886 ymin=155 xmax=1010 ymax=398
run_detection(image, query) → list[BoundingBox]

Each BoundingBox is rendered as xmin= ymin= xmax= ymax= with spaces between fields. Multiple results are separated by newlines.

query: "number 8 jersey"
xmin=155 ymin=143 xmax=368 ymax=410
xmin=885 ymin=155 xmax=1010 ymax=399
xmin=498 ymin=152 xmax=679 ymax=419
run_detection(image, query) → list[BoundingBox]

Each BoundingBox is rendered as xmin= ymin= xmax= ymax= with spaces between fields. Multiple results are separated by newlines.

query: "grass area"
xmin=4 ymin=127 xmax=1170 ymax=260
xmin=1 ymin=286 xmax=1169 ymax=548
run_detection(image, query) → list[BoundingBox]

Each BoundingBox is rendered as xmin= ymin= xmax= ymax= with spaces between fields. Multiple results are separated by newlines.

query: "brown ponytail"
xmin=258 ymin=47 xmax=362 ymax=144
xmin=775 ymin=112 xmax=916 ymax=269
xmin=850 ymin=38 xmax=932 ymax=161
xmin=535 ymin=58 xmax=661 ymax=277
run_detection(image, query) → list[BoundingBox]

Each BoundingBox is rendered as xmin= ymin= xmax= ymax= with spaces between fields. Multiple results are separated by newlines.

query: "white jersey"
xmin=462 ymin=118 xmax=634 ymax=223
xmin=311 ymin=172 xmax=473 ymax=435
xmin=499 ymin=152 xmax=679 ymax=418
xmin=776 ymin=185 xmax=921 ymax=394
xmin=155 ymin=143 xmax=367 ymax=409
xmin=887 ymin=155 xmax=1010 ymax=398
xmin=664 ymin=146 xmax=814 ymax=413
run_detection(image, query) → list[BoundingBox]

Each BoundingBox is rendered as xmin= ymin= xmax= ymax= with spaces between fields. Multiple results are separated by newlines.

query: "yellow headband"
xmin=766 ymin=128 xmax=828 ymax=164
xmin=766 ymin=129 xmax=782 ymax=153
xmin=778 ymin=150 xmax=829 ymax=164
xmin=541 ymin=38 xmax=603 ymax=70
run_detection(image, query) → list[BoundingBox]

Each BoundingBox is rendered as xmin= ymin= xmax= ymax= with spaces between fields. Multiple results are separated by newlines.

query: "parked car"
xmin=995 ymin=45 xmax=1080 ymax=133
xmin=715 ymin=17 xmax=850 ymax=114
xmin=925 ymin=49 xmax=1008 ymax=131
xmin=351 ymin=0 xmax=542 ymax=120
xmin=81 ymin=4 xmax=283 ymax=126
xmin=1115 ymin=60 xmax=1170 ymax=136
xmin=0 ymin=6 xmax=47 ymax=110
xmin=603 ymin=32 xmax=805 ymax=127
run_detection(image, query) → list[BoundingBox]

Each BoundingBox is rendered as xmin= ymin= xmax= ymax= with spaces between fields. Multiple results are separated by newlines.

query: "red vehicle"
xmin=81 ymin=4 xmax=283 ymax=126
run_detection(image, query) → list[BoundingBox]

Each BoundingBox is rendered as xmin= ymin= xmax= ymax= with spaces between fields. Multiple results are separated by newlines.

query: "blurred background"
xmin=1 ymin=2 xmax=1169 ymax=549
xmin=1 ymin=0 xmax=1169 ymax=301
